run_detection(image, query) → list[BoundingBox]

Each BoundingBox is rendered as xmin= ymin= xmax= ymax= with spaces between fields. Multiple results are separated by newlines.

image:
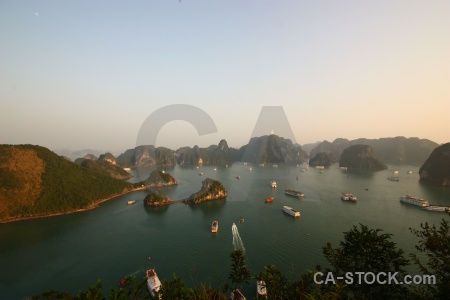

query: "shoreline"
xmin=0 ymin=186 xmax=147 ymax=224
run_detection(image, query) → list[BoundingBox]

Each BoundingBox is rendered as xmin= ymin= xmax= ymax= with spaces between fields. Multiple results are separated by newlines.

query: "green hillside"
xmin=0 ymin=144 xmax=135 ymax=222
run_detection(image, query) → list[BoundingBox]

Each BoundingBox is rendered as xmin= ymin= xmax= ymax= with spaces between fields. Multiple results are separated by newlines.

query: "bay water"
xmin=1 ymin=163 xmax=449 ymax=298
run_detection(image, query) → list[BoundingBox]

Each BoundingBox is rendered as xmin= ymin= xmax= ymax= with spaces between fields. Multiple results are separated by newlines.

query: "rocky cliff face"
xmin=182 ymin=178 xmax=227 ymax=205
xmin=339 ymin=144 xmax=387 ymax=170
xmin=309 ymin=152 xmax=333 ymax=167
xmin=98 ymin=153 xmax=117 ymax=165
xmin=239 ymin=135 xmax=308 ymax=164
xmin=176 ymin=140 xmax=237 ymax=165
xmin=117 ymin=146 xmax=176 ymax=167
xmin=419 ymin=143 xmax=450 ymax=186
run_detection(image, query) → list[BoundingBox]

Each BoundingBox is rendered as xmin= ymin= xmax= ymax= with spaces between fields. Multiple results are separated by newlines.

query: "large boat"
xmin=211 ymin=220 xmax=218 ymax=233
xmin=387 ymin=176 xmax=400 ymax=182
xmin=146 ymin=269 xmax=162 ymax=299
xmin=400 ymin=195 xmax=429 ymax=207
xmin=256 ymin=281 xmax=267 ymax=298
xmin=264 ymin=197 xmax=274 ymax=203
xmin=285 ymin=189 xmax=304 ymax=198
xmin=315 ymin=165 xmax=325 ymax=169
xmin=271 ymin=180 xmax=277 ymax=188
xmin=341 ymin=193 xmax=357 ymax=201
xmin=423 ymin=205 xmax=450 ymax=212
xmin=283 ymin=205 xmax=300 ymax=217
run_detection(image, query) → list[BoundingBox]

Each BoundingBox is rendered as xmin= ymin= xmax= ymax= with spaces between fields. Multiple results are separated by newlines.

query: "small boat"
xmin=271 ymin=180 xmax=277 ymax=188
xmin=199 ymin=172 xmax=203 ymax=176
xmin=214 ymin=168 xmax=217 ymax=171
xmin=230 ymin=289 xmax=247 ymax=300
xmin=146 ymin=269 xmax=162 ymax=299
xmin=239 ymin=217 xmax=244 ymax=223
xmin=257 ymin=281 xmax=267 ymax=298
xmin=236 ymin=176 xmax=240 ymax=179
xmin=123 ymin=167 xmax=131 ymax=171
xmin=272 ymin=164 xmax=278 ymax=168
xmin=259 ymin=163 xmax=265 ymax=167
xmin=320 ymin=170 xmax=324 ymax=173
xmin=127 ymin=200 xmax=136 ymax=205
xmin=315 ymin=165 xmax=325 ymax=169
xmin=387 ymin=176 xmax=400 ymax=182
xmin=341 ymin=193 xmax=357 ymax=201
xmin=264 ymin=197 xmax=274 ymax=203
xmin=285 ymin=189 xmax=304 ymax=198
xmin=211 ymin=220 xmax=218 ymax=233
xmin=393 ymin=170 xmax=399 ymax=174
xmin=283 ymin=205 xmax=300 ymax=217
xmin=407 ymin=170 xmax=413 ymax=174
xmin=340 ymin=166 xmax=348 ymax=170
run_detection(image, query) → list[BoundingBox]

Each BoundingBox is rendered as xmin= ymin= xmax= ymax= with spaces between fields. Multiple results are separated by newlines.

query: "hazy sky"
xmin=1 ymin=0 xmax=449 ymax=153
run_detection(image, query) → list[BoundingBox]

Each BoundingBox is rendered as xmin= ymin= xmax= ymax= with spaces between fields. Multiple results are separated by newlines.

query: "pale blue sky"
xmin=1 ymin=0 xmax=449 ymax=152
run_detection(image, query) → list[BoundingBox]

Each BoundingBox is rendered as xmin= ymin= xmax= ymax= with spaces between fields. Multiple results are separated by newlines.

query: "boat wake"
xmin=232 ymin=223 xmax=245 ymax=252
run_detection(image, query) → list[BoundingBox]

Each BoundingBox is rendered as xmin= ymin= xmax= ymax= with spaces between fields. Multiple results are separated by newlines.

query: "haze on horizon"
xmin=1 ymin=0 xmax=449 ymax=153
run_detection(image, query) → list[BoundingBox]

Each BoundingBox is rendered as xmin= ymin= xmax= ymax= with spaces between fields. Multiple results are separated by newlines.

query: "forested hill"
xmin=0 ymin=145 xmax=135 ymax=222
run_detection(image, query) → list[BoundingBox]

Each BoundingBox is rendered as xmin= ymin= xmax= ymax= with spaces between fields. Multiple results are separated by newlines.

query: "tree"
xmin=229 ymin=249 xmax=251 ymax=291
xmin=410 ymin=219 xmax=450 ymax=299
xmin=255 ymin=265 xmax=290 ymax=299
xmin=323 ymin=224 xmax=410 ymax=299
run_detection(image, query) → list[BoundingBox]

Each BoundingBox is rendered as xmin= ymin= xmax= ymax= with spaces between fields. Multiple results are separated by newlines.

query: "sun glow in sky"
xmin=1 ymin=0 xmax=449 ymax=152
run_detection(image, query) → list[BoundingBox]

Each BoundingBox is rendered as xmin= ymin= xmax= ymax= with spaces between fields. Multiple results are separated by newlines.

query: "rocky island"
xmin=339 ymin=144 xmax=387 ymax=170
xmin=309 ymin=152 xmax=332 ymax=167
xmin=182 ymin=178 xmax=227 ymax=204
xmin=419 ymin=143 xmax=450 ymax=187
xmin=143 ymin=189 xmax=175 ymax=207
xmin=144 ymin=170 xmax=177 ymax=188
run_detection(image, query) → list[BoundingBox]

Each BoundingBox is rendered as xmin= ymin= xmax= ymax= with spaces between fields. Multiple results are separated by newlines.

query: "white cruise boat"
xmin=146 ymin=269 xmax=162 ymax=299
xmin=315 ymin=165 xmax=325 ymax=169
xmin=400 ymin=195 xmax=429 ymax=207
xmin=256 ymin=280 xmax=267 ymax=298
xmin=127 ymin=200 xmax=136 ymax=205
xmin=423 ymin=205 xmax=450 ymax=212
xmin=211 ymin=220 xmax=218 ymax=233
xmin=283 ymin=205 xmax=300 ymax=217
xmin=271 ymin=180 xmax=277 ymax=188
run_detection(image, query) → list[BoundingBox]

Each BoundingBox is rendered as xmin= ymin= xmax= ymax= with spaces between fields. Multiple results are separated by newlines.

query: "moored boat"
xmin=127 ymin=200 xmax=136 ymax=205
xmin=146 ymin=269 xmax=162 ymax=299
xmin=211 ymin=220 xmax=218 ymax=233
xmin=271 ymin=180 xmax=277 ymax=188
xmin=264 ymin=197 xmax=274 ymax=203
xmin=285 ymin=189 xmax=304 ymax=197
xmin=393 ymin=170 xmax=399 ymax=174
xmin=407 ymin=170 xmax=413 ymax=174
xmin=341 ymin=193 xmax=357 ymax=201
xmin=423 ymin=205 xmax=450 ymax=212
xmin=387 ymin=176 xmax=399 ymax=181
xmin=400 ymin=195 xmax=429 ymax=207
xmin=256 ymin=280 xmax=267 ymax=298
xmin=316 ymin=165 xmax=325 ymax=169
xmin=283 ymin=205 xmax=300 ymax=217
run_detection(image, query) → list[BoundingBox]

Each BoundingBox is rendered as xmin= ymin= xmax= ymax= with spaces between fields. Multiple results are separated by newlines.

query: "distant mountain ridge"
xmin=115 ymin=135 xmax=308 ymax=167
xmin=310 ymin=137 xmax=438 ymax=165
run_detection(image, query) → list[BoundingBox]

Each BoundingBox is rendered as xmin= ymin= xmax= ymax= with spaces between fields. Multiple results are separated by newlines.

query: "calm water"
xmin=1 ymin=163 xmax=449 ymax=299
